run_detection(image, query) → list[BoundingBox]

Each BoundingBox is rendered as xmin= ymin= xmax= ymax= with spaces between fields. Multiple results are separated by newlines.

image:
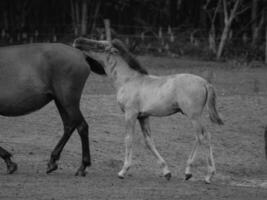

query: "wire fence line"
xmin=0 ymin=23 xmax=265 ymax=60
xmin=0 ymin=22 xmax=253 ymax=43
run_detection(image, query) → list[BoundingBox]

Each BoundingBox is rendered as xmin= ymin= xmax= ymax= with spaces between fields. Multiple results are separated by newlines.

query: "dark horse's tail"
xmin=205 ymin=84 xmax=224 ymax=125
xmin=265 ymin=126 xmax=267 ymax=159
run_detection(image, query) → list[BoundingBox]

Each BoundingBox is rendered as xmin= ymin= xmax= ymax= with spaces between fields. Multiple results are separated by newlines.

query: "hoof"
xmin=7 ymin=162 xmax=18 ymax=174
xmin=185 ymin=173 xmax=193 ymax=181
xmin=118 ymin=175 xmax=125 ymax=179
xmin=46 ymin=162 xmax=58 ymax=174
xmin=75 ymin=170 xmax=87 ymax=177
xmin=118 ymin=172 xmax=125 ymax=179
xmin=204 ymin=177 xmax=211 ymax=184
xmin=164 ymin=172 xmax=172 ymax=181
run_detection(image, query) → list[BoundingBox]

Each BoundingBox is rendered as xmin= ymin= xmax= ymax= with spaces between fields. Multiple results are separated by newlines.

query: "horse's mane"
xmin=111 ymin=39 xmax=148 ymax=75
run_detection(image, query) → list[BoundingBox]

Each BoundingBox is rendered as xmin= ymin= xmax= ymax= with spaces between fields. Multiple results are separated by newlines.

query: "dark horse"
xmin=0 ymin=43 xmax=104 ymax=176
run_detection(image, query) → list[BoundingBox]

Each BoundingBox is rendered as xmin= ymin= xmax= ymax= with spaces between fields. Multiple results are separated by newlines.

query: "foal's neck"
xmin=106 ymin=57 xmax=145 ymax=91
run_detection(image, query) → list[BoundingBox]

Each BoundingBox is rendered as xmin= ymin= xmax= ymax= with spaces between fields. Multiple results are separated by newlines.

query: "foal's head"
xmin=73 ymin=37 xmax=148 ymax=75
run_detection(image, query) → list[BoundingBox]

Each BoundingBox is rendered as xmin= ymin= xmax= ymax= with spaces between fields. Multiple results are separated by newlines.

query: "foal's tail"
xmin=205 ymin=84 xmax=224 ymax=125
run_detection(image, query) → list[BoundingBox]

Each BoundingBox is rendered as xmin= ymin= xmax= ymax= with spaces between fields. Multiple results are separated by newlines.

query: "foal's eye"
xmin=104 ymin=46 xmax=111 ymax=52
xmin=110 ymin=47 xmax=119 ymax=54
xmin=104 ymin=46 xmax=118 ymax=54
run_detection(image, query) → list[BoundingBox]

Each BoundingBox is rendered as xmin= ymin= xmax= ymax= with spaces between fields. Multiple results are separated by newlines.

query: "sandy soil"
xmin=1 ymin=57 xmax=267 ymax=199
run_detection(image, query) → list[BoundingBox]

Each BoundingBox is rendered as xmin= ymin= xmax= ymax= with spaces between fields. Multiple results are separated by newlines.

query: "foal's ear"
xmin=111 ymin=39 xmax=129 ymax=53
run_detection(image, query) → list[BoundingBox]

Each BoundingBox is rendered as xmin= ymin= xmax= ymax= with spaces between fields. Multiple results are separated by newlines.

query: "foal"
xmin=73 ymin=37 xmax=223 ymax=183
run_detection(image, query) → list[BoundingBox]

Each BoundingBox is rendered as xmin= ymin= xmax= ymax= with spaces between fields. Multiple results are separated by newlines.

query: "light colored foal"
xmin=73 ymin=37 xmax=223 ymax=183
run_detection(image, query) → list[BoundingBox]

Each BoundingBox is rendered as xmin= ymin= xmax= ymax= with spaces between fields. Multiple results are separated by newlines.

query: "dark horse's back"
xmin=0 ymin=43 xmax=90 ymax=116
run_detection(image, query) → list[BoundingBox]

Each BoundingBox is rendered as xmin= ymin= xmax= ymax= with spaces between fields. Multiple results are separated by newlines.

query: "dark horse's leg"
xmin=46 ymin=100 xmax=90 ymax=176
xmin=75 ymin=119 xmax=91 ymax=176
xmin=0 ymin=146 xmax=17 ymax=174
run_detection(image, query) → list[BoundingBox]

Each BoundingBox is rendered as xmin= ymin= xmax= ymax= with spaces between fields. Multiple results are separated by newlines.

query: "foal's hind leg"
xmin=185 ymin=119 xmax=203 ymax=180
xmin=138 ymin=117 xmax=171 ymax=180
xmin=185 ymin=119 xmax=216 ymax=183
xmin=0 ymin=146 xmax=17 ymax=174
xmin=203 ymin=130 xmax=216 ymax=183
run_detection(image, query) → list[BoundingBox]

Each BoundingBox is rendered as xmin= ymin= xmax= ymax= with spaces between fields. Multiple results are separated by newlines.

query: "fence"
xmin=0 ymin=23 xmax=265 ymax=61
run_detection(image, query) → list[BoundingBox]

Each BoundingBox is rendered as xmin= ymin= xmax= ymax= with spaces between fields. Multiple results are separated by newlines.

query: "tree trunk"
xmin=70 ymin=0 xmax=77 ymax=35
xmin=265 ymin=25 xmax=267 ymax=64
xmin=104 ymin=19 xmax=111 ymax=41
xmin=205 ymin=0 xmax=221 ymax=55
xmin=252 ymin=12 xmax=264 ymax=46
xmin=3 ymin=11 xmax=8 ymax=30
xmin=81 ymin=0 xmax=88 ymax=35
xmin=209 ymin=24 xmax=216 ymax=54
xmin=216 ymin=0 xmax=241 ymax=60
xmin=169 ymin=0 xmax=177 ymax=27
xmin=91 ymin=0 xmax=102 ymax=33
xmin=251 ymin=0 xmax=258 ymax=45
xmin=216 ymin=23 xmax=230 ymax=59
xmin=75 ymin=0 xmax=81 ymax=35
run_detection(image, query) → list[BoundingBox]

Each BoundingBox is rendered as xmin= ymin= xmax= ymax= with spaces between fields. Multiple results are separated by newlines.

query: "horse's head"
xmin=73 ymin=37 xmax=148 ymax=75
xmin=73 ymin=37 xmax=117 ymax=52
xmin=73 ymin=37 xmax=122 ymax=72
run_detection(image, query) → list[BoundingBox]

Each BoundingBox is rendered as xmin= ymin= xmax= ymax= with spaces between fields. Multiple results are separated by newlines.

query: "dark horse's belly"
xmin=0 ymin=43 xmax=90 ymax=116
xmin=0 ymin=66 xmax=53 ymax=116
xmin=0 ymin=91 xmax=52 ymax=116
xmin=0 ymin=69 xmax=53 ymax=116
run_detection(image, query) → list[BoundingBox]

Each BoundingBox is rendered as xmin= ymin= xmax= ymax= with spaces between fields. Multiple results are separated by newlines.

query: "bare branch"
xmin=259 ymin=11 xmax=265 ymax=27
xmin=204 ymin=10 xmax=213 ymax=22
xmin=204 ymin=0 xmax=212 ymax=9
xmin=222 ymin=0 xmax=229 ymax=21
xmin=235 ymin=5 xmax=250 ymax=17
xmin=212 ymin=0 xmax=222 ymax=24
xmin=229 ymin=0 xmax=241 ymax=22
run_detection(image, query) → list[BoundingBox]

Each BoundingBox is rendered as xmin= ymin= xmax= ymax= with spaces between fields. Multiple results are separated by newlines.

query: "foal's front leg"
xmin=138 ymin=117 xmax=171 ymax=180
xmin=118 ymin=111 xmax=137 ymax=178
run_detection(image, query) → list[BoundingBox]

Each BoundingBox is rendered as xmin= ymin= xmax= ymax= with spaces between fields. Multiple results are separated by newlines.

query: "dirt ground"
xmin=1 ymin=56 xmax=267 ymax=200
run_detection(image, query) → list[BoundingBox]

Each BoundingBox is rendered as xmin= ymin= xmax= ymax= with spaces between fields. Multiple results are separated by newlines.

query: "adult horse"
xmin=73 ymin=37 xmax=224 ymax=183
xmin=0 ymin=42 xmax=104 ymax=176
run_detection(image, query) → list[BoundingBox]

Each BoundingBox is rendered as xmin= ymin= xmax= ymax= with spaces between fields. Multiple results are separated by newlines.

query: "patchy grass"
xmin=1 ymin=57 xmax=267 ymax=199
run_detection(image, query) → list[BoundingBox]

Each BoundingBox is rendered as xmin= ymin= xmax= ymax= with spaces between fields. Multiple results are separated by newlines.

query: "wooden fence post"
xmin=81 ymin=0 xmax=88 ymax=35
xmin=104 ymin=19 xmax=111 ymax=41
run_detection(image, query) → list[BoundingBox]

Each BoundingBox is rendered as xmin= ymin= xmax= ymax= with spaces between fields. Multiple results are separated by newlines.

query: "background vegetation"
xmin=0 ymin=0 xmax=267 ymax=62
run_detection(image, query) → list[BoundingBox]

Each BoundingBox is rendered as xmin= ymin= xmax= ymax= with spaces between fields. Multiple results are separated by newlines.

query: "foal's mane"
xmin=111 ymin=39 xmax=148 ymax=75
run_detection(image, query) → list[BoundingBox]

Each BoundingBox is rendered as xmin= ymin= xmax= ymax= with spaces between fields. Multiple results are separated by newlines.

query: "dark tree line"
xmin=0 ymin=0 xmax=267 ymax=60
